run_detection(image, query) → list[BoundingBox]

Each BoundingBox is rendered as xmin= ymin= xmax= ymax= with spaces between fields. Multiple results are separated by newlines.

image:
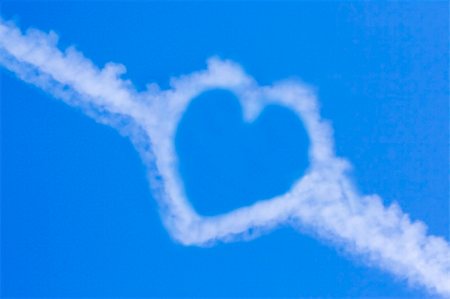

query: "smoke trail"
xmin=1 ymin=19 xmax=449 ymax=297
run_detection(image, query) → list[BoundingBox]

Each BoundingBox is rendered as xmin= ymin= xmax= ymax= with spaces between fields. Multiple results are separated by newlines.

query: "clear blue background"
xmin=1 ymin=2 xmax=448 ymax=298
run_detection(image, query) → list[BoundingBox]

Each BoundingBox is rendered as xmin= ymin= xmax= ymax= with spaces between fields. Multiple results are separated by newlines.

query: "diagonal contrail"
xmin=1 ymin=19 xmax=449 ymax=297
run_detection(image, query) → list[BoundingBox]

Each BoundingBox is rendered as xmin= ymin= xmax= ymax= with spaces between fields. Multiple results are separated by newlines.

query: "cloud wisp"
xmin=1 ymin=19 xmax=449 ymax=297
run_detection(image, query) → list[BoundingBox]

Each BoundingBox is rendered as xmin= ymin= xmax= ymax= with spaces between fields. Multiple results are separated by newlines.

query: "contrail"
xmin=1 ymin=19 xmax=449 ymax=297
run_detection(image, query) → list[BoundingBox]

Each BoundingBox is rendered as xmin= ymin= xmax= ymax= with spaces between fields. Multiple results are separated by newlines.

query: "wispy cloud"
xmin=1 ymin=19 xmax=449 ymax=297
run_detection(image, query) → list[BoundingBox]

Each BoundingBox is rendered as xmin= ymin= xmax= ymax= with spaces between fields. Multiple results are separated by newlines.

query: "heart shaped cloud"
xmin=138 ymin=57 xmax=348 ymax=245
xmin=1 ymin=19 xmax=449 ymax=297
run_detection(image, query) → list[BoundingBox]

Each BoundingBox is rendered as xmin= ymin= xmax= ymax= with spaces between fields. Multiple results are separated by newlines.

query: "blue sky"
xmin=1 ymin=1 xmax=448 ymax=298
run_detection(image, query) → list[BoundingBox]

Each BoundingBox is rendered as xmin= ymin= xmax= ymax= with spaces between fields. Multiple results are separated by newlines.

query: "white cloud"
xmin=1 ymin=19 xmax=449 ymax=297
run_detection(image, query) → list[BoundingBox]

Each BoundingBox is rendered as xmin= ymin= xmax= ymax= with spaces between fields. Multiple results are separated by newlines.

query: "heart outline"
xmin=140 ymin=57 xmax=349 ymax=245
